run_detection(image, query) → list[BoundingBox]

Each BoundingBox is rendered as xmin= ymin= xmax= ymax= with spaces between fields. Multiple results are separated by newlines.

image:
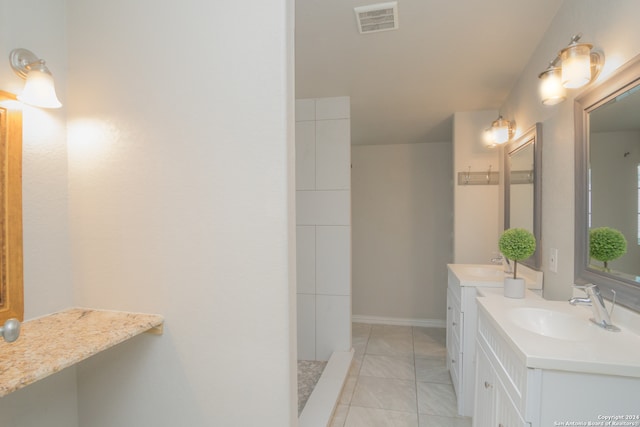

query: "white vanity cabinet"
xmin=446 ymin=268 xmax=481 ymax=417
xmin=475 ymin=301 xmax=640 ymax=427
xmin=474 ymin=344 xmax=527 ymax=427
xmin=446 ymin=264 xmax=543 ymax=418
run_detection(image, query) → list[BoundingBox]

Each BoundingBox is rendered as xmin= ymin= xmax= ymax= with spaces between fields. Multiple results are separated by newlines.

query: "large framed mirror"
xmin=504 ymin=123 xmax=542 ymax=269
xmin=575 ymin=54 xmax=640 ymax=312
xmin=0 ymin=90 xmax=24 ymax=323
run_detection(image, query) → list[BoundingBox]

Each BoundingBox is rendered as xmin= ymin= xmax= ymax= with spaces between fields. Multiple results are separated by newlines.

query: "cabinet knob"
xmin=452 ymin=321 xmax=457 ymax=326
xmin=448 ymin=306 xmax=452 ymax=310
xmin=499 ymin=424 xmax=504 ymax=427
xmin=484 ymin=381 xmax=492 ymax=389
xmin=451 ymin=359 xmax=456 ymax=364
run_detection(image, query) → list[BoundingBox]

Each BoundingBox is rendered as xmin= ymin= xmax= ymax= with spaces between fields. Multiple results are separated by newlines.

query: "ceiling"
xmin=295 ymin=0 xmax=564 ymax=145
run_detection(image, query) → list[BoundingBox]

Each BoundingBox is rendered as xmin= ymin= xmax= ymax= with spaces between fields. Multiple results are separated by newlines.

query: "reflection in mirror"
xmin=504 ymin=123 xmax=542 ymax=269
xmin=0 ymin=90 xmax=24 ymax=323
xmin=575 ymin=53 xmax=640 ymax=312
xmin=590 ymin=88 xmax=640 ymax=280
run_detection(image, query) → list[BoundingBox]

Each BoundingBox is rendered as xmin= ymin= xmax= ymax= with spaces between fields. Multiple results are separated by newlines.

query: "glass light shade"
xmin=17 ymin=67 xmax=62 ymax=109
xmin=561 ymin=43 xmax=592 ymax=89
xmin=482 ymin=128 xmax=496 ymax=148
xmin=491 ymin=117 xmax=510 ymax=145
xmin=539 ymin=67 xmax=566 ymax=105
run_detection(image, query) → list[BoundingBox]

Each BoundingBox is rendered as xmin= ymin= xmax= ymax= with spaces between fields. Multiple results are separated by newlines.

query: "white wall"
xmin=352 ymin=142 xmax=452 ymax=323
xmin=296 ymin=97 xmax=351 ymax=361
xmin=65 ymin=1 xmax=296 ymax=426
xmin=453 ymin=111 xmax=501 ymax=264
xmin=0 ymin=2 xmax=77 ymax=426
xmin=500 ymin=0 xmax=640 ymax=300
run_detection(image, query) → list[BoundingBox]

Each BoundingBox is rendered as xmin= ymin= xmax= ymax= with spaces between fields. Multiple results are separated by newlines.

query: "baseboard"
xmin=351 ymin=314 xmax=446 ymax=328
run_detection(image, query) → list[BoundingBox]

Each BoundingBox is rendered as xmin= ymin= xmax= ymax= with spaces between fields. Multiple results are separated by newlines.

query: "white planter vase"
xmin=504 ymin=277 xmax=525 ymax=299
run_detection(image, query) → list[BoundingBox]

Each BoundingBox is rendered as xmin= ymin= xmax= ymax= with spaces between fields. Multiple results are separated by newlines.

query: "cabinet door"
xmin=495 ymin=380 xmax=528 ymax=427
xmin=473 ymin=345 xmax=495 ymax=427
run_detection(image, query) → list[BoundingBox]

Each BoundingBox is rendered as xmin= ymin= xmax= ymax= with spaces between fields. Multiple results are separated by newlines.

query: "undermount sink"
xmin=507 ymin=307 xmax=591 ymax=341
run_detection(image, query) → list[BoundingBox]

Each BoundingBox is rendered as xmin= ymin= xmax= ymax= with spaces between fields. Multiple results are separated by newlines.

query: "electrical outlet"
xmin=549 ymin=248 xmax=558 ymax=273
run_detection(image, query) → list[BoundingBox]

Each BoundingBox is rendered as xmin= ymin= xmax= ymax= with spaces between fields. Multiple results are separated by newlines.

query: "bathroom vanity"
xmin=446 ymin=264 xmax=542 ymax=417
xmin=474 ymin=288 xmax=640 ymax=426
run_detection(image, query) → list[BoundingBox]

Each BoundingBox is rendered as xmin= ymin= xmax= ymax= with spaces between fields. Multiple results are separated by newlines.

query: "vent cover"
xmin=354 ymin=1 xmax=399 ymax=34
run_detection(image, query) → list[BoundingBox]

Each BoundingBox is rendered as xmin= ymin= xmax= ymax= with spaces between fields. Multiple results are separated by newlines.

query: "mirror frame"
xmin=0 ymin=90 xmax=24 ymax=323
xmin=504 ymin=122 xmax=543 ymax=269
xmin=575 ymin=54 xmax=640 ymax=312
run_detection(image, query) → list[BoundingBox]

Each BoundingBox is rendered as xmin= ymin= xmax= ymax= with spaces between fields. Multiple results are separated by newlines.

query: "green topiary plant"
xmin=589 ymin=226 xmax=627 ymax=270
xmin=498 ymin=228 xmax=536 ymax=279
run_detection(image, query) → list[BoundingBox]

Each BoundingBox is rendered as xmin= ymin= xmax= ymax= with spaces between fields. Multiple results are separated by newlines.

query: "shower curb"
xmin=298 ymin=349 xmax=354 ymax=427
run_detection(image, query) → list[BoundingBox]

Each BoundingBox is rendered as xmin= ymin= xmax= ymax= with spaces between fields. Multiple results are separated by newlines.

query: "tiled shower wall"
xmin=296 ymin=97 xmax=352 ymax=361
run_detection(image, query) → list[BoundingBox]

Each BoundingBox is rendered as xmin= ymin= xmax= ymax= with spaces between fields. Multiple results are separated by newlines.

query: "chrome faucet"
xmin=490 ymin=253 xmax=512 ymax=274
xmin=569 ymin=284 xmax=620 ymax=332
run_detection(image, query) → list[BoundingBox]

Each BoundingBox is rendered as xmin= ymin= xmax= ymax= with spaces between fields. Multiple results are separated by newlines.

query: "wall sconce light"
xmin=9 ymin=48 xmax=62 ymax=109
xmin=538 ymin=66 xmax=566 ymax=106
xmin=489 ymin=115 xmax=516 ymax=145
xmin=538 ymin=34 xmax=603 ymax=105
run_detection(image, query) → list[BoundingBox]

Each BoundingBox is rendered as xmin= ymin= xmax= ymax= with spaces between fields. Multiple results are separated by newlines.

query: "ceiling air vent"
xmin=354 ymin=1 xmax=399 ymax=34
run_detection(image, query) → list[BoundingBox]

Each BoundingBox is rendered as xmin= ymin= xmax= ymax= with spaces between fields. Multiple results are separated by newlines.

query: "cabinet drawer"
xmin=451 ymin=303 xmax=462 ymax=340
xmin=477 ymin=309 xmax=531 ymax=416
xmin=449 ymin=330 xmax=462 ymax=395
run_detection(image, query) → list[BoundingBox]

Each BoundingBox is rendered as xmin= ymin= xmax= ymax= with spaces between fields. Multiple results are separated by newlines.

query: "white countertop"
xmin=477 ymin=288 xmax=640 ymax=378
xmin=447 ymin=263 xmax=543 ymax=289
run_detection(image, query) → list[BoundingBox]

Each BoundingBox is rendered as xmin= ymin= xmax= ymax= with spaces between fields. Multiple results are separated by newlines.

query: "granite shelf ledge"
xmin=0 ymin=308 xmax=164 ymax=397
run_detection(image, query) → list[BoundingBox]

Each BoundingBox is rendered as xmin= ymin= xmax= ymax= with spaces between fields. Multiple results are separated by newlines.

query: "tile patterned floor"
xmin=330 ymin=323 xmax=472 ymax=427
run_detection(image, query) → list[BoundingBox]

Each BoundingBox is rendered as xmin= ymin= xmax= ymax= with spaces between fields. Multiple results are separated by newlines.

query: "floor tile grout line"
xmin=412 ymin=325 xmax=419 ymax=419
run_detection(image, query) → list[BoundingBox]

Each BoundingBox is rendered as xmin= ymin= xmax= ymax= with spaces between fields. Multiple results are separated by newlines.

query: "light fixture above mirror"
xmin=538 ymin=34 xmax=604 ymax=105
xmin=9 ymin=48 xmax=62 ymax=109
xmin=483 ymin=115 xmax=516 ymax=147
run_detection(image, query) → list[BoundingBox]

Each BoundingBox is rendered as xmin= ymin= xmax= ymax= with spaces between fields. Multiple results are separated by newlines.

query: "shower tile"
xmin=316 ymin=119 xmax=351 ymax=190
xmin=360 ymin=355 xmax=415 ymax=380
xmin=296 ymin=98 xmax=316 ymax=122
xmin=417 ymin=382 xmax=457 ymax=417
xmin=315 ymin=96 xmax=350 ymax=120
xmin=316 ymin=295 xmax=351 ymax=360
xmin=296 ymin=226 xmax=315 ymax=294
xmin=351 ymin=376 xmax=416 ymax=412
xmin=297 ymin=294 xmax=316 ymax=360
xmin=344 ymin=406 xmax=418 ymax=427
xmin=296 ymin=190 xmax=351 ymax=226
xmin=296 ymin=121 xmax=316 ymax=190
xmin=316 ymin=226 xmax=351 ymax=296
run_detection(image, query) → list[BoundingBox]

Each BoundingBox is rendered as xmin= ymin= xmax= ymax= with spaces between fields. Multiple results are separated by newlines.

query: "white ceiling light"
xmin=354 ymin=2 xmax=399 ymax=34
